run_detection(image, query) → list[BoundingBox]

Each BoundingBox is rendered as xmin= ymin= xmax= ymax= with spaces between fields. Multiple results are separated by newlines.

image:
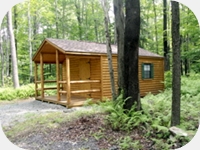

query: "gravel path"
xmin=0 ymin=99 xmax=104 ymax=150
xmin=0 ymin=98 xmax=73 ymax=127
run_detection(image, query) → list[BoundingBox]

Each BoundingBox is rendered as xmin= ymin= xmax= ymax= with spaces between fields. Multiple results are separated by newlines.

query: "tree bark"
xmin=13 ymin=5 xmax=18 ymax=52
xmin=113 ymin=0 xmax=125 ymax=94
xmin=7 ymin=9 xmax=20 ymax=88
xmin=5 ymin=15 xmax=11 ymax=77
xmin=171 ymin=1 xmax=181 ymax=126
xmin=163 ymin=0 xmax=170 ymax=71
xmin=101 ymin=0 xmax=117 ymax=100
xmin=123 ymin=0 xmax=141 ymax=110
xmin=153 ymin=0 xmax=159 ymax=54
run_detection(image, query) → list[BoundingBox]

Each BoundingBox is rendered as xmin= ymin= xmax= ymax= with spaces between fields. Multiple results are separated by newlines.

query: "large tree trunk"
xmin=163 ymin=0 xmax=170 ymax=71
xmin=101 ymin=0 xmax=117 ymax=100
xmin=13 ymin=5 xmax=18 ymax=52
xmin=171 ymin=1 xmax=181 ymax=126
xmin=7 ymin=10 xmax=20 ymax=88
xmin=113 ymin=0 xmax=125 ymax=94
xmin=123 ymin=0 xmax=141 ymax=110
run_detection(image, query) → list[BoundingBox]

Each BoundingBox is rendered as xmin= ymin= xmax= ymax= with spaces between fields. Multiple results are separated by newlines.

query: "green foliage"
xmin=2 ymin=76 xmax=13 ymax=87
xmin=0 ymin=84 xmax=35 ymax=100
xmin=164 ymin=71 xmax=172 ymax=89
xmin=106 ymin=93 xmax=149 ymax=131
xmin=103 ymin=74 xmax=199 ymax=148
xmin=119 ymin=136 xmax=143 ymax=150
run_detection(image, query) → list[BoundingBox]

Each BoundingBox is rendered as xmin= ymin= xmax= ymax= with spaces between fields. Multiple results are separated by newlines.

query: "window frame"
xmin=142 ymin=63 xmax=154 ymax=79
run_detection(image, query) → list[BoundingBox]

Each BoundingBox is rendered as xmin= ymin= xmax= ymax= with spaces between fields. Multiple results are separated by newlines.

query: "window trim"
xmin=142 ymin=63 xmax=154 ymax=79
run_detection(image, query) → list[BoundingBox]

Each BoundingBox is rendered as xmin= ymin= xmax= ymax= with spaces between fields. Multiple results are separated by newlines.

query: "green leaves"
xmin=0 ymin=84 xmax=35 ymax=100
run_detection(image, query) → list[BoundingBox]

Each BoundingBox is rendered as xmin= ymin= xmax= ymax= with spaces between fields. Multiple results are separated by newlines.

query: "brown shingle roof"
xmin=46 ymin=38 xmax=162 ymax=57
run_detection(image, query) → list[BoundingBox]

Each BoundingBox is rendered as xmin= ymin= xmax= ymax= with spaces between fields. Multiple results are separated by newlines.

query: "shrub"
xmin=0 ymin=84 xmax=35 ymax=100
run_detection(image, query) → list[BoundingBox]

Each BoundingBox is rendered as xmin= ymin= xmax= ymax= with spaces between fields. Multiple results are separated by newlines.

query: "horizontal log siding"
xmin=90 ymin=59 xmax=101 ymax=99
xmin=62 ymin=55 xmax=164 ymax=100
xmin=139 ymin=57 xmax=164 ymax=96
xmin=101 ymin=56 xmax=164 ymax=98
xmin=101 ymin=56 xmax=118 ymax=99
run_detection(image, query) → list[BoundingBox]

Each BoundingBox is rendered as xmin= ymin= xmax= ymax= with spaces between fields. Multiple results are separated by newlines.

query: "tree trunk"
xmin=75 ymin=0 xmax=82 ymax=40
xmin=123 ymin=0 xmax=141 ymax=110
xmin=153 ymin=0 xmax=159 ymax=54
xmin=0 ymin=29 xmax=4 ymax=86
xmin=92 ymin=2 xmax=99 ymax=42
xmin=7 ymin=10 xmax=20 ymax=88
xmin=13 ymin=5 xmax=18 ymax=52
xmin=32 ymin=10 xmax=39 ymax=52
xmin=171 ymin=1 xmax=181 ymax=126
xmin=101 ymin=0 xmax=117 ymax=100
xmin=61 ymin=0 xmax=66 ymax=39
xmin=5 ymin=15 xmax=11 ymax=77
xmin=163 ymin=0 xmax=170 ymax=71
xmin=55 ymin=0 xmax=59 ymax=39
xmin=28 ymin=0 xmax=33 ymax=82
xmin=113 ymin=0 xmax=125 ymax=94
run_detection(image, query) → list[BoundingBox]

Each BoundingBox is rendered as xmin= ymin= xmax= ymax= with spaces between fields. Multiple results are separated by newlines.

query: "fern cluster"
xmin=0 ymin=84 xmax=35 ymax=100
xmin=105 ymin=93 xmax=149 ymax=131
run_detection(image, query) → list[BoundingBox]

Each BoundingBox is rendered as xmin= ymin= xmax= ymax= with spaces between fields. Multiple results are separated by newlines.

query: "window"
xmin=142 ymin=63 xmax=154 ymax=79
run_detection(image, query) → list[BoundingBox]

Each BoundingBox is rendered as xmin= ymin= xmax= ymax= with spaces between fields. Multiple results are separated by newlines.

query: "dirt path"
xmin=0 ymin=98 xmax=70 ymax=127
xmin=0 ymin=99 xmax=104 ymax=150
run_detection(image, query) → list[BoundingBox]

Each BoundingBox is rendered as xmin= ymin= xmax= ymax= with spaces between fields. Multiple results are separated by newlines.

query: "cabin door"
xmin=79 ymin=59 xmax=91 ymax=97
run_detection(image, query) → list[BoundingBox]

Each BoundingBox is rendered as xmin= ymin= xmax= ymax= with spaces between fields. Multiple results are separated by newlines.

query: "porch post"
xmin=56 ymin=49 xmax=60 ymax=101
xmin=40 ymin=53 xmax=44 ymax=100
xmin=66 ymin=56 xmax=71 ymax=106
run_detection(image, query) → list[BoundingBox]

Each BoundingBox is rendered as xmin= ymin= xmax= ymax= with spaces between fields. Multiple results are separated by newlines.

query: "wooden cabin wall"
xmin=139 ymin=57 xmax=164 ymax=96
xmin=90 ymin=58 xmax=101 ymax=99
xmin=62 ymin=57 xmax=101 ymax=99
xmin=101 ymin=55 xmax=118 ymax=100
xmin=61 ymin=55 xmax=164 ymax=100
xmin=101 ymin=56 xmax=164 ymax=99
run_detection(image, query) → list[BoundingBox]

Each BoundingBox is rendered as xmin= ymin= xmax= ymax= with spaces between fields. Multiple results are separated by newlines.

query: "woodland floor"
xmin=0 ymin=99 xmax=190 ymax=150
xmin=9 ymin=113 xmax=155 ymax=150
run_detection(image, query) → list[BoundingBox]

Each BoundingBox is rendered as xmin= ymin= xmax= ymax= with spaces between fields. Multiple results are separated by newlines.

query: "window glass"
xmin=142 ymin=63 xmax=153 ymax=79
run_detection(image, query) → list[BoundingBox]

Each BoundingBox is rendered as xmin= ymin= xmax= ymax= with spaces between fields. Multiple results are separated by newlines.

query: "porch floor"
xmin=35 ymin=95 xmax=100 ymax=108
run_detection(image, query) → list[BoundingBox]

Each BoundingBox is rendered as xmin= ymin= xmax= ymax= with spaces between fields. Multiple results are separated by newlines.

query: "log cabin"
xmin=32 ymin=38 xmax=164 ymax=107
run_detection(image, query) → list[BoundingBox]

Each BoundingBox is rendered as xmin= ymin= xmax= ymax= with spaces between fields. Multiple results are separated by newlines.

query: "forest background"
xmin=0 ymin=0 xmax=200 ymax=86
xmin=0 ymin=0 xmax=200 ymax=149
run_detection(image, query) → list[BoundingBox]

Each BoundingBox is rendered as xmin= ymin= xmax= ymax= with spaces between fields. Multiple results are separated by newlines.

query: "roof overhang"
xmin=32 ymin=39 xmax=66 ymax=63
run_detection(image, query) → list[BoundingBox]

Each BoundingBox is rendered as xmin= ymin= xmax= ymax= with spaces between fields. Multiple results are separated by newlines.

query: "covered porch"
xmin=33 ymin=40 xmax=102 ymax=108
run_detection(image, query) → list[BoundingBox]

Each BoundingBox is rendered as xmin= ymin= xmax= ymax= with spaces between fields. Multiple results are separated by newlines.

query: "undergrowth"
xmin=103 ymin=73 xmax=200 ymax=149
xmin=0 ymin=84 xmax=35 ymax=100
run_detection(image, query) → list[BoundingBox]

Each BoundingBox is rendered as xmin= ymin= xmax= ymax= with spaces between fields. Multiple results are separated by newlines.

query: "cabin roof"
xmin=32 ymin=38 xmax=163 ymax=63
xmin=45 ymin=38 xmax=162 ymax=57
